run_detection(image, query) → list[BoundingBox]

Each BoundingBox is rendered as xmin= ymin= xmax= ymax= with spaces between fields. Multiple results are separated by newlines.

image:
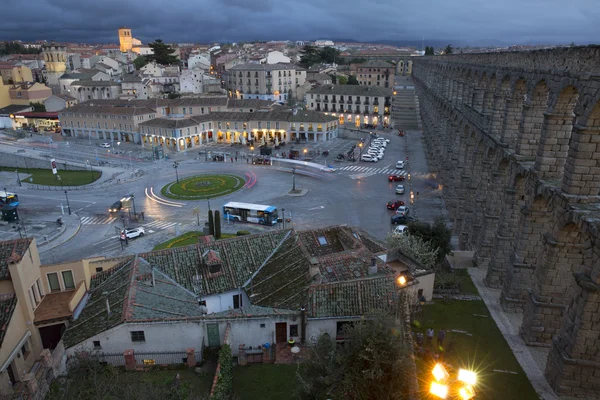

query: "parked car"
xmin=392 ymin=225 xmax=409 ymax=235
xmin=388 ymin=175 xmax=405 ymax=182
xmin=361 ymin=154 xmax=376 ymax=162
xmin=99 ymin=142 xmax=111 ymax=148
xmin=396 ymin=161 xmax=405 ymax=169
xmin=395 ymin=185 xmax=405 ymax=195
xmin=386 ymin=200 xmax=405 ymax=210
xmin=109 ymin=200 xmax=123 ymax=213
xmin=391 ymin=214 xmax=414 ymax=225
xmin=396 ymin=206 xmax=410 ymax=216
xmin=122 ymin=227 xmax=145 ymax=239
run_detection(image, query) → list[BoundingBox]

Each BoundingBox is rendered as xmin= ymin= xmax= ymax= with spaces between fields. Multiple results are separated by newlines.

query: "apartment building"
xmin=9 ymin=83 xmax=52 ymax=106
xmin=306 ymin=85 xmax=393 ymax=127
xmin=356 ymin=61 xmax=395 ymax=88
xmin=139 ymin=109 xmax=339 ymax=151
xmin=68 ymin=81 xmax=122 ymax=103
xmin=58 ymin=97 xmax=274 ymax=145
xmin=224 ymin=63 xmax=307 ymax=103
xmin=0 ymin=62 xmax=34 ymax=85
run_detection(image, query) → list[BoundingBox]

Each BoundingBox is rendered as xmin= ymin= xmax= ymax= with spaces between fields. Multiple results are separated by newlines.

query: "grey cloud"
xmin=0 ymin=0 xmax=598 ymax=45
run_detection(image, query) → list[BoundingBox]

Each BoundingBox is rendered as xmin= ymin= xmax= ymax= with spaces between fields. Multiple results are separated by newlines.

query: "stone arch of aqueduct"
xmin=413 ymin=46 xmax=600 ymax=398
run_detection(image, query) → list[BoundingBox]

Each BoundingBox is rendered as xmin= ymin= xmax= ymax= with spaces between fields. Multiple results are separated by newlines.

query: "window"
xmin=47 ymin=272 xmax=61 ymax=292
xmin=260 ymin=323 xmax=266 ymax=328
xmin=62 ymin=271 xmax=75 ymax=290
xmin=130 ymin=331 xmax=146 ymax=342
xmin=317 ymin=236 xmax=328 ymax=246
xmin=275 ymin=122 xmax=280 ymax=129
xmin=21 ymin=342 xmax=29 ymax=359
xmin=188 ymin=107 xmax=192 ymax=115
xmin=289 ymin=324 xmax=299 ymax=337
xmin=95 ymin=267 xmax=103 ymax=273
xmin=258 ymin=122 xmax=262 ymax=129
xmin=233 ymin=294 xmax=243 ymax=309
xmin=93 ymin=341 xmax=101 ymax=349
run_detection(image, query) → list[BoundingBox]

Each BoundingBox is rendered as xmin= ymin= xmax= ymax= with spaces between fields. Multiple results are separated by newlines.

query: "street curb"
xmin=39 ymin=215 xmax=82 ymax=253
xmin=286 ymin=188 xmax=309 ymax=197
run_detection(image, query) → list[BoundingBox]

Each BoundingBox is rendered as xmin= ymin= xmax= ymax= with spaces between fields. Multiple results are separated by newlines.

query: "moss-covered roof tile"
xmin=0 ymin=293 xmax=18 ymax=346
xmin=0 ymin=238 xmax=32 ymax=280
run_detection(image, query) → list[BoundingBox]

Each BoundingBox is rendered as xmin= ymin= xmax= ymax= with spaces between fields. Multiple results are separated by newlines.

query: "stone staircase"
xmin=392 ymin=77 xmax=420 ymax=131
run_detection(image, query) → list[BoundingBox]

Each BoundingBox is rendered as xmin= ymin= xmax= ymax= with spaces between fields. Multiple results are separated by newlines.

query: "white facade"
xmin=134 ymin=47 xmax=154 ymax=55
xmin=180 ymin=68 xmax=204 ymax=94
xmin=187 ymin=52 xmax=211 ymax=70
xmin=263 ymin=51 xmax=291 ymax=65
xmin=141 ymin=62 xmax=163 ymax=77
xmin=202 ymin=288 xmax=249 ymax=315
xmin=315 ymin=40 xmax=334 ymax=47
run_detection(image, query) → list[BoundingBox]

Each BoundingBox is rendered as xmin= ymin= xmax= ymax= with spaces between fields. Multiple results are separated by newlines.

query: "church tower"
xmin=119 ymin=27 xmax=133 ymax=53
xmin=42 ymin=42 xmax=67 ymax=89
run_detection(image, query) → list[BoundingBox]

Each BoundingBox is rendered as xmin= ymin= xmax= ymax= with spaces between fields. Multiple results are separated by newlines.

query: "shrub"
xmin=236 ymin=230 xmax=250 ymax=236
xmin=208 ymin=210 xmax=214 ymax=236
xmin=211 ymin=344 xmax=233 ymax=400
xmin=214 ymin=210 xmax=221 ymax=239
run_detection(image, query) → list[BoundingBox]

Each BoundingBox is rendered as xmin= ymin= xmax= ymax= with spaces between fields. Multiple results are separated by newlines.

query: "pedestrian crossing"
xmin=141 ymin=220 xmax=181 ymax=231
xmin=337 ymin=165 xmax=408 ymax=180
xmin=81 ymin=216 xmax=117 ymax=225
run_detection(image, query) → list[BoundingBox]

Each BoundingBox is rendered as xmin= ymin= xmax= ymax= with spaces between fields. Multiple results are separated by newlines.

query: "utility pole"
xmin=173 ymin=161 xmax=180 ymax=183
xmin=292 ymin=167 xmax=296 ymax=191
xmin=64 ymin=190 xmax=71 ymax=215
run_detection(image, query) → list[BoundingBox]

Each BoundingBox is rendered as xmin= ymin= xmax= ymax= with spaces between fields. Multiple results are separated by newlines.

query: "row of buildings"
xmin=0 ymin=226 xmax=434 ymax=397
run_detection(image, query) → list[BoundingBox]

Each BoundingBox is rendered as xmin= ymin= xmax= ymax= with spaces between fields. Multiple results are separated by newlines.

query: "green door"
xmin=207 ymin=324 xmax=220 ymax=347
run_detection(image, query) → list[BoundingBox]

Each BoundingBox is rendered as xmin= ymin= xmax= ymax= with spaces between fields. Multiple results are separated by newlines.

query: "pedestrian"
xmin=437 ymin=328 xmax=446 ymax=348
xmin=416 ymin=332 xmax=424 ymax=347
xmin=426 ymin=328 xmax=434 ymax=346
xmin=235 ymin=156 xmax=238 ymax=162
xmin=230 ymin=157 xmax=233 ymax=163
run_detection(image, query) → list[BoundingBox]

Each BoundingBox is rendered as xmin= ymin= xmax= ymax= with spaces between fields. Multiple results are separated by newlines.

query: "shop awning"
xmin=14 ymin=112 xmax=59 ymax=119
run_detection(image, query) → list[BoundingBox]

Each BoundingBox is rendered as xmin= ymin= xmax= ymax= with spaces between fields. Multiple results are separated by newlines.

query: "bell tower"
xmin=42 ymin=42 xmax=67 ymax=89
xmin=119 ymin=27 xmax=133 ymax=53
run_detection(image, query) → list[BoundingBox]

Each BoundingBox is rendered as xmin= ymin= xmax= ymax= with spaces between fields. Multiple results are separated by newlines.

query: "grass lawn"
xmin=161 ymin=174 xmax=245 ymax=200
xmin=233 ymin=364 xmax=300 ymax=400
xmin=0 ymin=166 xmax=101 ymax=186
xmin=414 ymin=300 xmax=539 ymax=400
xmin=152 ymin=231 xmax=237 ymax=250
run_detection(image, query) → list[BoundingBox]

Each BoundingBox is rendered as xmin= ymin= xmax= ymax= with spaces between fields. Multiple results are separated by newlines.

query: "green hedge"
xmin=236 ymin=230 xmax=250 ymax=236
xmin=211 ymin=344 xmax=233 ymax=400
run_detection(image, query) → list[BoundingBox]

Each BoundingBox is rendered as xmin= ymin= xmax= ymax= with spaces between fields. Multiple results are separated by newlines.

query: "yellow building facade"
xmin=118 ymin=27 xmax=133 ymax=53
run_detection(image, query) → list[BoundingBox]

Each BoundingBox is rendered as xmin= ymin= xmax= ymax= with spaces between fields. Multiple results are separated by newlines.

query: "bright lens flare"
xmin=429 ymin=382 xmax=448 ymax=398
xmin=432 ymin=363 xmax=449 ymax=382
xmin=458 ymin=369 xmax=477 ymax=386
xmin=459 ymin=385 xmax=476 ymax=400
xmin=397 ymin=275 xmax=407 ymax=286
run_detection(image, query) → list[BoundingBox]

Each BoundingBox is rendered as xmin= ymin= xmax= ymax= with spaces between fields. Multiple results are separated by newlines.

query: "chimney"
xmin=300 ymin=307 xmax=307 ymax=344
xmin=151 ymin=268 xmax=155 ymax=287
xmin=368 ymin=258 xmax=378 ymax=275
xmin=103 ymin=291 xmax=111 ymax=316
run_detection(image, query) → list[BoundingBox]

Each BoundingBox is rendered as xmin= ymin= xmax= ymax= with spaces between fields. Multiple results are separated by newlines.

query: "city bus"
xmin=0 ymin=190 xmax=19 ymax=208
xmin=222 ymin=202 xmax=278 ymax=225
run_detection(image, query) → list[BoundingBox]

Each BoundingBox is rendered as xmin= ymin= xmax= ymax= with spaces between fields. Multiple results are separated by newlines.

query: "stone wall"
xmin=0 ymin=152 xmax=87 ymax=171
xmin=413 ymin=47 xmax=600 ymax=398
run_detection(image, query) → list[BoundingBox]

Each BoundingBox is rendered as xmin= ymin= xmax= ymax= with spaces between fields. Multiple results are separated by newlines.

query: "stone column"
xmin=490 ymin=92 xmax=508 ymax=138
xmin=124 ymin=349 xmax=136 ymax=370
xmin=515 ymin=103 xmax=544 ymax=158
xmin=472 ymin=87 xmax=485 ymax=112
xmin=454 ymin=80 xmax=464 ymax=105
xmin=457 ymin=144 xmax=479 ymax=250
xmin=462 ymin=79 xmax=473 ymax=107
xmin=499 ymin=97 xmax=524 ymax=151
xmin=186 ymin=348 xmax=196 ymax=367
xmin=467 ymin=155 xmax=488 ymax=250
xmin=545 ymin=273 xmax=600 ymax=397
xmin=520 ymin=232 xmax=585 ymax=346
xmin=533 ymin=112 xmax=574 ymax=180
xmin=561 ymin=125 xmax=600 ymax=196
xmin=238 ymin=345 xmax=247 ymax=366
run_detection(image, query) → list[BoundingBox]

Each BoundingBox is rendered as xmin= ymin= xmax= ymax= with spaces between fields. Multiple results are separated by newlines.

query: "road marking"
xmin=81 ymin=216 xmax=116 ymax=225
xmin=144 ymin=187 xmax=184 ymax=208
xmin=308 ymin=206 xmax=325 ymax=210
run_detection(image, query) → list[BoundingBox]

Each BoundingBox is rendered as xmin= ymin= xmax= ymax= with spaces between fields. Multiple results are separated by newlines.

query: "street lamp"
xmin=358 ymin=142 xmax=363 ymax=158
xmin=128 ymin=150 xmax=133 ymax=170
xmin=64 ymin=190 xmax=71 ymax=215
xmin=130 ymin=194 xmax=137 ymax=216
xmin=292 ymin=167 xmax=296 ymax=191
xmin=282 ymin=208 xmax=285 ymax=229
xmin=15 ymin=167 xmax=21 ymax=187
xmin=429 ymin=363 xmax=478 ymax=400
xmin=173 ymin=161 xmax=180 ymax=183
xmin=303 ymin=148 xmax=307 ymax=160
xmin=250 ymin=146 xmax=254 ymax=163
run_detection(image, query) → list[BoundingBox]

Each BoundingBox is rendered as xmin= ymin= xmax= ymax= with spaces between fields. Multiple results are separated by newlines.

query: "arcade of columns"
xmin=413 ymin=46 xmax=600 ymax=398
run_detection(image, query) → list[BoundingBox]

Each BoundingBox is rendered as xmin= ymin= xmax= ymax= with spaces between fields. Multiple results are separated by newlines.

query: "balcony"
xmin=323 ymin=98 xmax=329 ymax=103
xmin=373 ymin=100 xmax=379 ymax=105
xmin=347 ymin=99 xmax=353 ymax=104
xmin=364 ymin=99 xmax=370 ymax=105
xmin=332 ymin=98 xmax=337 ymax=103
xmin=338 ymin=107 xmax=344 ymax=113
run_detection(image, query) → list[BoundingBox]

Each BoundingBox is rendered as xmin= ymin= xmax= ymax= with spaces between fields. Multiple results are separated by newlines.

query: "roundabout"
xmin=161 ymin=174 xmax=245 ymax=200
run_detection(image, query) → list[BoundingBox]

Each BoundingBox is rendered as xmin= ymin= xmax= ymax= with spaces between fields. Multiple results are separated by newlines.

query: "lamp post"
xmin=430 ymin=363 xmax=478 ymax=400
xmin=282 ymin=208 xmax=285 ymax=229
xmin=292 ymin=167 xmax=296 ymax=191
xmin=15 ymin=167 xmax=21 ymax=186
xmin=173 ymin=161 xmax=180 ymax=183
xmin=303 ymin=148 xmax=307 ymax=160
xmin=130 ymin=194 xmax=137 ymax=216
xmin=128 ymin=150 xmax=133 ymax=170
xmin=250 ymin=146 xmax=254 ymax=163
xmin=358 ymin=142 xmax=363 ymax=159
xmin=64 ymin=190 xmax=71 ymax=215
xmin=207 ymin=196 xmax=211 ymax=211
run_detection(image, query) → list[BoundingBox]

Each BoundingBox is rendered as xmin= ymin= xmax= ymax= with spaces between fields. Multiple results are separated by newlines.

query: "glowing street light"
xmin=397 ymin=275 xmax=407 ymax=286
xmin=458 ymin=369 xmax=477 ymax=386
xmin=430 ymin=363 xmax=478 ymax=400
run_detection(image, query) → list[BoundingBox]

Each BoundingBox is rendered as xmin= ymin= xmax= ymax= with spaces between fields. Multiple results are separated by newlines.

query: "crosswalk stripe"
xmin=81 ymin=216 xmax=116 ymax=225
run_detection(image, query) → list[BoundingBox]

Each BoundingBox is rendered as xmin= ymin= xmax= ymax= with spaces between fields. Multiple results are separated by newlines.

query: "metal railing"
xmin=134 ymin=351 xmax=188 ymax=366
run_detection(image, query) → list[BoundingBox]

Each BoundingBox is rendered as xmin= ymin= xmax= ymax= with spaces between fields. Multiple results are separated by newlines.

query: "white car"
xmin=395 ymin=185 xmax=405 ymax=194
xmin=99 ymin=143 xmax=111 ymax=148
xmin=367 ymin=151 xmax=383 ymax=160
xmin=396 ymin=161 xmax=405 ymax=169
xmin=122 ymin=227 xmax=145 ymax=239
xmin=373 ymin=140 xmax=387 ymax=147
xmin=396 ymin=206 xmax=409 ymax=216
xmin=361 ymin=154 xmax=377 ymax=162
xmin=393 ymin=225 xmax=408 ymax=235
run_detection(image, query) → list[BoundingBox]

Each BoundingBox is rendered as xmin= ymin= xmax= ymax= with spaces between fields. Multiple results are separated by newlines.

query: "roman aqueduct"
xmin=413 ymin=46 xmax=600 ymax=398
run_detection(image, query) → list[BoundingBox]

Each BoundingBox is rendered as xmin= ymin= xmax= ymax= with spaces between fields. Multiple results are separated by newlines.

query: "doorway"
xmin=275 ymin=322 xmax=287 ymax=343
xmin=38 ymin=323 xmax=66 ymax=349
xmin=206 ymin=324 xmax=220 ymax=347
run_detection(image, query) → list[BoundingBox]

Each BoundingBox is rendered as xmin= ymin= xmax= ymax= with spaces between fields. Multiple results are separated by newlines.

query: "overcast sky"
xmin=1 ymin=0 xmax=598 ymax=46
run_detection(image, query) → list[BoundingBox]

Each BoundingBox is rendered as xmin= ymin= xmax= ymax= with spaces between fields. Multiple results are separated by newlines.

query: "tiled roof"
xmin=70 ymin=80 xmax=121 ymax=87
xmin=210 ymin=305 xmax=298 ymax=318
xmin=318 ymin=251 xmax=391 ymax=283
xmin=356 ymin=60 xmax=396 ymax=69
xmin=0 ymin=104 xmax=32 ymax=116
xmin=170 ymin=97 xmax=228 ymax=107
xmin=307 ymin=84 xmax=393 ymax=97
xmin=61 ymin=103 xmax=156 ymax=116
xmin=58 ymin=72 xmax=95 ymax=80
xmin=90 ymin=256 xmax=135 ymax=289
xmin=306 ymin=73 xmax=332 ymax=81
xmin=229 ymin=63 xmax=304 ymax=71
xmin=138 ymin=230 xmax=289 ymax=296
xmin=0 ymin=293 xmax=18 ymax=346
xmin=247 ymin=233 xmax=311 ymax=310
xmin=63 ymin=257 xmax=206 ymax=348
xmin=139 ymin=115 xmax=212 ymax=129
xmin=52 ymin=93 xmax=77 ymax=101
xmin=356 ymin=231 xmax=387 ymax=254
xmin=307 ymin=275 xmax=399 ymax=318
xmin=297 ymin=226 xmax=362 ymax=258
xmin=0 ymin=238 xmax=32 ymax=280
xmin=226 ymin=99 xmax=274 ymax=110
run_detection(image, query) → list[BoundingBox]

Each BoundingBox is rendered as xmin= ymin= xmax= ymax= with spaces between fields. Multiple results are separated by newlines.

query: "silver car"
xmin=395 ymin=185 xmax=405 ymax=195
